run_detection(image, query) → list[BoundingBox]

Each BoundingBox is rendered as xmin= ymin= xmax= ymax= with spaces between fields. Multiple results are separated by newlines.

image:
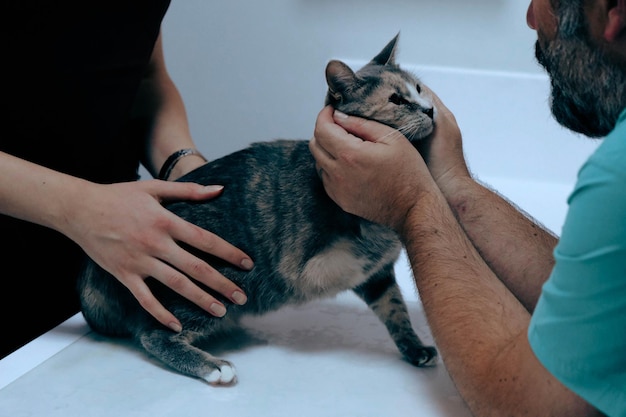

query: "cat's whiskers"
xmin=397 ymin=120 xmax=423 ymax=141
xmin=374 ymin=122 xmax=420 ymax=142
xmin=377 ymin=129 xmax=404 ymax=141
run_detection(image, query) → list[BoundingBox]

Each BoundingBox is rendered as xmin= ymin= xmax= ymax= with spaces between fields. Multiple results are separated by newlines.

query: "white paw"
xmin=203 ymin=363 xmax=237 ymax=386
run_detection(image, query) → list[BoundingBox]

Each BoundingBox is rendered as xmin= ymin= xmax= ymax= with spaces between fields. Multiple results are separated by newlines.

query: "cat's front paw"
xmin=203 ymin=361 xmax=237 ymax=386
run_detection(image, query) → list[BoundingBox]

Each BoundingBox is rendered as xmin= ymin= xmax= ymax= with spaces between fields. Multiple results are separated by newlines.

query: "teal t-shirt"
xmin=528 ymin=110 xmax=626 ymax=417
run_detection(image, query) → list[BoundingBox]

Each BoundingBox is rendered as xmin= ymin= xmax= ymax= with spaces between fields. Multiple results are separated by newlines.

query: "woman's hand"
xmin=62 ymin=179 xmax=253 ymax=332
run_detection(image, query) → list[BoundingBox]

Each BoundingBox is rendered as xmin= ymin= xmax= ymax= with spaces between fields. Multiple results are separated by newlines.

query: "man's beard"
xmin=535 ymin=28 xmax=626 ymax=138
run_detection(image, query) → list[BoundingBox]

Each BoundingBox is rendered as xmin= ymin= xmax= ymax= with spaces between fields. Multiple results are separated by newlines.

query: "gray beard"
xmin=535 ymin=33 xmax=626 ymax=138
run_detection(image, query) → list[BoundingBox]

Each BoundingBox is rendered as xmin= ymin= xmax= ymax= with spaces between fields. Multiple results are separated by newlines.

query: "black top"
xmin=2 ymin=1 xmax=171 ymax=357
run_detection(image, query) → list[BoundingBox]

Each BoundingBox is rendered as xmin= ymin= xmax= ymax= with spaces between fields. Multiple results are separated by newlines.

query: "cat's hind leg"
xmin=353 ymin=267 xmax=438 ymax=367
xmin=138 ymin=329 xmax=237 ymax=386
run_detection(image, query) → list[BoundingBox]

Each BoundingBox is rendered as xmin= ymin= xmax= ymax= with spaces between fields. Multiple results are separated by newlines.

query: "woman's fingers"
xmin=127 ymin=249 xmax=244 ymax=332
xmin=164 ymin=221 xmax=251 ymax=306
xmin=123 ymin=272 xmax=184 ymax=332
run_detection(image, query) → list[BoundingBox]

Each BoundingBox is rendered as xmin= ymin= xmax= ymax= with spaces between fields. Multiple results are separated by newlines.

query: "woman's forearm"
xmin=0 ymin=151 xmax=90 ymax=233
xmin=133 ymin=31 xmax=205 ymax=180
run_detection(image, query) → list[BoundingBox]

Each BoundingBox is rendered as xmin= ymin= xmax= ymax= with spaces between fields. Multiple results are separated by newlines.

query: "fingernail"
xmin=169 ymin=322 xmax=182 ymax=332
xmin=334 ymin=110 xmax=348 ymax=120
xmin=205 ymin=185 xmax=224 ymax=192
xmin=232 ymin=291 xmax=247 ymax=305
xmin=241 ymin=258 xmax=254 ymax=270
xmin=210 ymin=303 xmax=227 ymax=317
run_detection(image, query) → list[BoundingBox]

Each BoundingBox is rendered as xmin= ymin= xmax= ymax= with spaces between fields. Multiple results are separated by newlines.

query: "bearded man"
xmin=310 ymin=1 xmax=626 ymax=415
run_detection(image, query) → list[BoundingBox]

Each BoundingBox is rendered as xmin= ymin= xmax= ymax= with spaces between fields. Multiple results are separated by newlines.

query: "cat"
xmin=78 ymin=33 xmax=438 ymax=386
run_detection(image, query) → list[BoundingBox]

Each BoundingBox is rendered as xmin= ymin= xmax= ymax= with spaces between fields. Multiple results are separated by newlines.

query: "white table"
xmin=0 ymin=176 xmax=577 ymax=417
xmin=0 ymin=258 xmax=472 ymax=417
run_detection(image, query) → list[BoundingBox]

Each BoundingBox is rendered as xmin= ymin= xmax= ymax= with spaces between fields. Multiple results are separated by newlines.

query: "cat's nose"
xmin=424 ymin=107 xmax=434 ymax=119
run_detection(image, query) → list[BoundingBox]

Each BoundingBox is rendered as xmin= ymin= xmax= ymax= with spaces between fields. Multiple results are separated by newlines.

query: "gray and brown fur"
xmin=78 ymin=33 xmax=438 ymax=385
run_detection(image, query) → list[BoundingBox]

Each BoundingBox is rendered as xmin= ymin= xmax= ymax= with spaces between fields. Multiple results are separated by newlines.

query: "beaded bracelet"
xmin=158 ymin=148 xmax=207 ymax=180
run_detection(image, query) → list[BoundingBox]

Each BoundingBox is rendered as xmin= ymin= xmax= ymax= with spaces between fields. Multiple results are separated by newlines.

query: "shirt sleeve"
xmin=528 ymin=151 xmax=626 ymax=417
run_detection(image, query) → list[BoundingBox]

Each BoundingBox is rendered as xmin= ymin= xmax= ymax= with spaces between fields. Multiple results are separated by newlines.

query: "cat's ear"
xmin=370 ymin=32 xmax=400 ymax=66
xmin=325 ymin=60 xmax=358 ymax=102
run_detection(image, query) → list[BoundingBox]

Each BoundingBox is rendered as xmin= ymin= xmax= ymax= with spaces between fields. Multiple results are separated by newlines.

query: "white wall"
xmin=160 ymin=1 xmax=540 ymax=157
xmin=159 ymin=0 xmax=600 ymax=233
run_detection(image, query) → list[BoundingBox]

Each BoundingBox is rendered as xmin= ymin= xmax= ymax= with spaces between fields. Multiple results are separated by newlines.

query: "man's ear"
xmin=605 ymin=0 xmax=626 ymax=41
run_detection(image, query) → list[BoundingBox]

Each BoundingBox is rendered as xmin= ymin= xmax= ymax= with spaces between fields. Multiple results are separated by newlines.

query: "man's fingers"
xmin=421 ymin=85 xmax=456 ymax=121
xmin=331 ymin=110 xmax=405 ymax=145
xmin=313 ymin=106 xmax=351 ymax=157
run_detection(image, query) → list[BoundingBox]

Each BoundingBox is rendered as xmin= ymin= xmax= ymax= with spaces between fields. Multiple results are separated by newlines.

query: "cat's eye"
xmin=416 ymin=84 xmax=422 ymax=94
xmin=389 ymin=93 xmax=410 ymax=106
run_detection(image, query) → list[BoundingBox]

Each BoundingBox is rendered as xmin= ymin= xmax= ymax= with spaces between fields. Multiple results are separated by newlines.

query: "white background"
xmin=157 ymin=0 xmax=600 ymax=234
xmin=159 ymin=0 xmax=543 ymax=161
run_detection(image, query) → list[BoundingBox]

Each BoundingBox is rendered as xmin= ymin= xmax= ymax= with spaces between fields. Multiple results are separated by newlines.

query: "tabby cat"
xmin=78 ymin=33 xmax=438 ymax=386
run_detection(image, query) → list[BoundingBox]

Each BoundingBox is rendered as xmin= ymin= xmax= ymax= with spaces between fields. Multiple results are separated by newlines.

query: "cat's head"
xmin=325 ymin=33 xmax=435 ymax=143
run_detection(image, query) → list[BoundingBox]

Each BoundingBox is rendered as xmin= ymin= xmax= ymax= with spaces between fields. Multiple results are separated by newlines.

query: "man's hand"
xmin=310 ymin=105 xmax=434 ymax=232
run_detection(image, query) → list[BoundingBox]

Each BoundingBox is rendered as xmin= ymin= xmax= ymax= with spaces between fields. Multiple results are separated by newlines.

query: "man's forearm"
xmin=402 ymin=188 xmax=532 ymax=414
xmin=439 ymin=176 xmax=558 ymax=312
xmin=401 ymin=189 xmax=598 ymax=417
